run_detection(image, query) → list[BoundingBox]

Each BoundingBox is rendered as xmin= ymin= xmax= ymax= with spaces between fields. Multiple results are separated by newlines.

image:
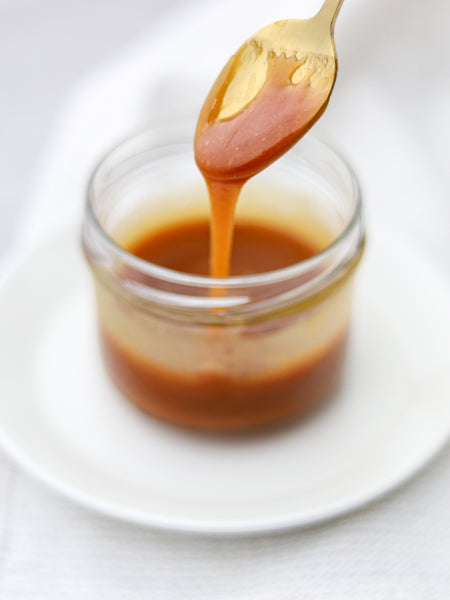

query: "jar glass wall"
xmin=82 ymin=122 xmax=365 ymax=430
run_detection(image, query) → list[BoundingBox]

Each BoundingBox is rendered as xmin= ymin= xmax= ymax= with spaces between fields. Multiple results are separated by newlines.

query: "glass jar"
xmin=82 ymin=122 xmax=365 ymax=430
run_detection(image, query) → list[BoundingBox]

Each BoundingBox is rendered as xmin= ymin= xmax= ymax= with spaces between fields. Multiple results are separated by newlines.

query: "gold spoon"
xmin=195 ymin=0 xmax=345 ymax=181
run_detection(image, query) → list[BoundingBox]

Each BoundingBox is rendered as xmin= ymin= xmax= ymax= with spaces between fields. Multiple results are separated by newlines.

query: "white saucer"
xmin=0 ymin=227 xmax=450 ymax=535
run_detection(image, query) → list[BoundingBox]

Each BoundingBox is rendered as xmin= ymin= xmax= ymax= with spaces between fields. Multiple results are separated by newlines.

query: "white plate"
xmin=0 ymin=227 xmax=450 ymax=535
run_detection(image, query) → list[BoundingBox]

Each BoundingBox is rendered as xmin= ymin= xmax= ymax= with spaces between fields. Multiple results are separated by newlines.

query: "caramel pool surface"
xmin=97 ymin=218 xmax=349 ymax=430
xmin=126 ymin=218 xmax=317 ymax=276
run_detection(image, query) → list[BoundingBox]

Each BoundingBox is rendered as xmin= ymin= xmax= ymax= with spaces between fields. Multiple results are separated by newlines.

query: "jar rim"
xmin=84 ymin=124 xmax=364 ymax=293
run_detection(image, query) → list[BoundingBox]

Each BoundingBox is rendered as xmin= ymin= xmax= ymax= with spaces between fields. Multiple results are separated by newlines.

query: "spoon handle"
xmin=317 ymin=0 xmax=344 ymax=30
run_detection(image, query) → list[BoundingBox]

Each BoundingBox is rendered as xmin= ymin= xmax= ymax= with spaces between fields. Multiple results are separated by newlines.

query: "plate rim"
xmin=1 ymin=416 xmax=448 ymax=536
xmin=0 ymin=227 xmax=450 ymax=535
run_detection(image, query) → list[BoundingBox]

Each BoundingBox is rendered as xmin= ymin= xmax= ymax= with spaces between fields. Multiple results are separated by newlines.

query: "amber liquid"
xmin=101 ymin=330 xmax=347 ymax=430
xmin=99 ymin=50 xmax=344 ymax=430
xmin=128 ymin=219 xmax=316 ymax=275
xmin=100 ymin=218 xmax=348 ymax=430
xmin=195 ymin=53 xmax=332 ymax=278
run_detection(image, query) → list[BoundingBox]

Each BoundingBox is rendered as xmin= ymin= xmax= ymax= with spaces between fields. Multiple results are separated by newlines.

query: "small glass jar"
xmin=82 ymin=122 xmax=364 ymax=430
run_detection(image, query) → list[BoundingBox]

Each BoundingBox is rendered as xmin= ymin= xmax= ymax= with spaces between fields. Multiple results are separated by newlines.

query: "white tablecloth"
xmin=1 ymin=0 xmax=449 ymax=597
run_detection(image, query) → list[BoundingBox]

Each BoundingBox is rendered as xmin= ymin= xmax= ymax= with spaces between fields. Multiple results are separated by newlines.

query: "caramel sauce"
xmin=195 ymin=55 xmax=328 ymax=183
xmin=99 ymin=217 xmax=348 ymax=430
xmin=101 ymin=327 xmax=347 ymax=430
xmin=97 ymin=47 xmax=346 ymax=430
xmin=128 ymin=219 xmax=316 ymax=276
xmin=195 ymin=53 xmax=331 ymax=277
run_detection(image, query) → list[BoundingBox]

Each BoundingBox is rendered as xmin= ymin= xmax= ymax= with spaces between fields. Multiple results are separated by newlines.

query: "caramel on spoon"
xmin=195 ymin=0 xmax=344 ymax=278
xmin=195 ymin=0 xmax=344 ymax=183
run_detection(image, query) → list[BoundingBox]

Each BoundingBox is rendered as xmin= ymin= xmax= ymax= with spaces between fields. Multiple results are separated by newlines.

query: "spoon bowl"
xmin=195 ymin=0 xmax=345 ymax=181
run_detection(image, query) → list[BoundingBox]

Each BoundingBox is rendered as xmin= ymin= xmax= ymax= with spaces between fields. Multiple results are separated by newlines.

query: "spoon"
xmin=195 ymin=0 xmax=345 ymax=182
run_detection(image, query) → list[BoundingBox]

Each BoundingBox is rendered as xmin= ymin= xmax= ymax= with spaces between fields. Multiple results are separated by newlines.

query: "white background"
xmin=1 ymin=0 xmax=449 ymax=597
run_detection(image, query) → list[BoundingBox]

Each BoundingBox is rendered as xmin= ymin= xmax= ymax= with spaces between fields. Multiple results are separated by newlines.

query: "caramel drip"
xmin=195 ymin=54 xmax=331 ymax=278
